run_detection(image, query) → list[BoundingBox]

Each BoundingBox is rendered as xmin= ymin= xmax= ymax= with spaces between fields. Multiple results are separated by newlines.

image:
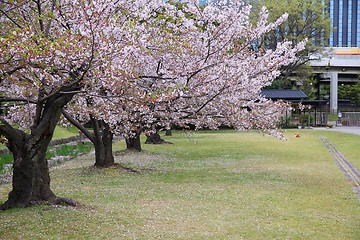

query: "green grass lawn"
xmin=52 ymin=126 xmax=80 ymax=140
xmin=0 ymin=129 xmax=359 ymax=239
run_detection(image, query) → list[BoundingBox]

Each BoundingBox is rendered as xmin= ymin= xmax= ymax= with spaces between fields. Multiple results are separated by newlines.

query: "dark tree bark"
xmin=145 ymin=131 xmax=167 ymax=144
xmin=165 ymin=129 xmax=172 ymax=136
xmin=125 ymin=134 xmax=141 ymax=151
xmin=91 ymin=118 xmax=114 ymax=168
xmin=0 ymin=91 xmax=78 ymax=210
xmin=62 ymin=111 xmax=115 ymax=168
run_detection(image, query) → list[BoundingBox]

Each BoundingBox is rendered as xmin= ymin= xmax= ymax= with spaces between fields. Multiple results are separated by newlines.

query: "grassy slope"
xmin=0 ymin=126 xmax=78 ymax=149
xmin=52 ymin=126 xmax=80 ymax=140
xmin=0 ymin=130 xmax=359 ymax=239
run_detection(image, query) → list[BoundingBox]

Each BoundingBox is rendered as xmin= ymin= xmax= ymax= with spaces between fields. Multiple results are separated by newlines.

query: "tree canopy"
xmin=251 ymin=0 xmax=331 ymax=89
xmin=0 ymin=0 xmax=305 ymax=210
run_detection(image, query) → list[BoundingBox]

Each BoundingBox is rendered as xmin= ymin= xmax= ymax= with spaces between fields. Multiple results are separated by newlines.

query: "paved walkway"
xmin=314 ymin=126 xmax=360 ymax=135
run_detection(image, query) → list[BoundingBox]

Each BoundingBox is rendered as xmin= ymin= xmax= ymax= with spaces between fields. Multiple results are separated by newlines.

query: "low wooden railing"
xmin=338 ymin=119 xmax=360 ymax=126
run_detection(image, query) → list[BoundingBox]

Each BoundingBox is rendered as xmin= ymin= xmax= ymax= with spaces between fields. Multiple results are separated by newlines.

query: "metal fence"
xmin=339 ymin=112 xmax=360 ymax=126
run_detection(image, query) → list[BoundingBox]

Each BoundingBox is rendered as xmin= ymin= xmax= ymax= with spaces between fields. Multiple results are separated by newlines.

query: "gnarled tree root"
xmin=50 ymin=197 xmax=78 ymax=207
xmin=0 ymin=197 xmax=77 ymax=211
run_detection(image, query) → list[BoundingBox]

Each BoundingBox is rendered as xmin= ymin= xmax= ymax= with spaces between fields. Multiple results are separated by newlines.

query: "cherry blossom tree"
xmin=0 ymin=0 xmax=163 ymax=209
xmin=120 ymin=1 xmax=307 ymax=147
xmin=64 ymin=0 xmax=307 ymax=160
xmin=61 ymin=91 xmax=155 ymax=166
xmin=60 ymin=2 xmax=191 ymax=163
xmin=0 ymin=0 xmax=305 ymax=211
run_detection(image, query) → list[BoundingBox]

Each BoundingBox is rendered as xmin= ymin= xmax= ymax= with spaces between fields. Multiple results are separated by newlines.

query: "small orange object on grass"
xmin=294 ymin=133 xmax=301 ymax=138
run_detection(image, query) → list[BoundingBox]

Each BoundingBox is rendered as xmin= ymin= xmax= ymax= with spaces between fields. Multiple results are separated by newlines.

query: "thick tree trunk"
xmin=1 ymin=91 xmax=78 ymax=210
xmin=2 ymin=135 xmax=56 ymax=209
xmin=145 ymin=131 xmax=166 ymax=144
xmin=165 ymin=129 xmax=172 ymax=136
xmin=92 ymin=119 xmax=114 ymax=168
xmin=93 ymin=135 xmax=114 ymax=168
xmin=62 ymin=111 xmax=115 ymax=168
xmin=125 ymin=134 xmax=141 ymax=151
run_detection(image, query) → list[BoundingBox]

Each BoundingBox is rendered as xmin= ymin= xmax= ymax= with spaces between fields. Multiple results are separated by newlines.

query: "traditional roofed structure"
xmin=261 ymin=89 xmax=330 ymax=127
xmin=261 ymin=89 xmax=307 ymax=101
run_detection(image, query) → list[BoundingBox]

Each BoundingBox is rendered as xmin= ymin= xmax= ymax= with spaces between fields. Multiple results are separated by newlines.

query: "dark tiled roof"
xmin=261 ymin=89 xmax=308 ymax=100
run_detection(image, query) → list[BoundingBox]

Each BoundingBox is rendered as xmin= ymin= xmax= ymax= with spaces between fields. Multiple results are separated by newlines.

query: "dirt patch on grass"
xmin=114 ymin=150 xmax=169 ymax=169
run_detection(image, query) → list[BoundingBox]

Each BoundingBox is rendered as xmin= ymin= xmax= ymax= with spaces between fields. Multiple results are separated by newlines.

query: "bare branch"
xmin=0 ymin=97 xmax=37 ymax=104
xmin=62 ymin=110 xmax=95 ymax=143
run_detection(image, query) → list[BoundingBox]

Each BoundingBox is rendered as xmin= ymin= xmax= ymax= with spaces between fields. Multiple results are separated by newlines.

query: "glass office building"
xmin=189 ymin=0 xmax=360 ymax=47
xmin=329 ymin=0 xmax=360 ymax=47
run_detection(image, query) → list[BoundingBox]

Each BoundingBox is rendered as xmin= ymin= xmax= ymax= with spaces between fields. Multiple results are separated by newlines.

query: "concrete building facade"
xmin=319 ymin=0 xmax=360 ymax=113
xmin=312 ymin=48 xmax=360 ymax=113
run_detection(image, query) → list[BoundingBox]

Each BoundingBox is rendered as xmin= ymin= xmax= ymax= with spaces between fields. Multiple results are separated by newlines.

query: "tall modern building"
xmin=329 ymin=0 xmax=360 ymax=47
xmin=199 ymin=0 xmax=360 ymax=48
xmin=312 ymin=0 xmax=360 ymax=114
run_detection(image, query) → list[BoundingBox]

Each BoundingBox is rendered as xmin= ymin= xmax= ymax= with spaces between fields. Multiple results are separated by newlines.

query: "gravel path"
xmin=321 ymin=136 xmax=360 ymax=201
xmin=316 ymin=126 xmax=360 ymax=135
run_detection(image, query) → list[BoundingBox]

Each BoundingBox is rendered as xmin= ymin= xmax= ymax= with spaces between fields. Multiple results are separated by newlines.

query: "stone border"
xmin=321 ymin=136 xmax=360 ymax=201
